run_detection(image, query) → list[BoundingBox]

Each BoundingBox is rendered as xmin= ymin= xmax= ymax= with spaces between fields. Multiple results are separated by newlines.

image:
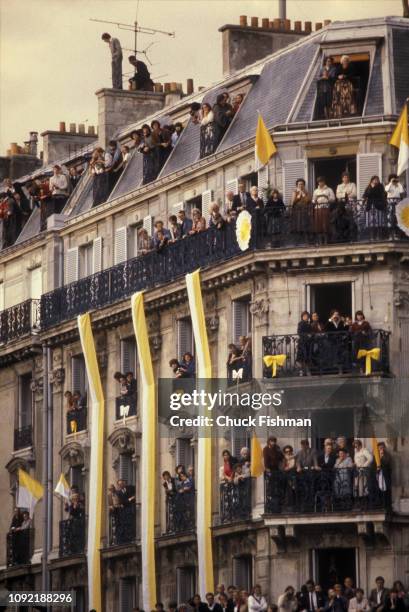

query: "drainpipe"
xmin=47 ymin=347 xmax=53 ymax=559
xmin=41 ymin=344 xmax=49 ymax=591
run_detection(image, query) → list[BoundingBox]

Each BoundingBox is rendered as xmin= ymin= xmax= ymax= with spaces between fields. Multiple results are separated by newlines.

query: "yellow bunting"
xmin=263 ymin=354 xmax=287 ymax=377
xmin=131 ymin=292 xmax=157 ymax=612
xmin=77 ymin=314 xmax=104 ymax=612
xmin=357 ymin=348 xmax=381 ymax=375
xmin=372 ymin=438 xmax=381 ymax=468
xmin=250 ymin=432 xmax=264 ymax=478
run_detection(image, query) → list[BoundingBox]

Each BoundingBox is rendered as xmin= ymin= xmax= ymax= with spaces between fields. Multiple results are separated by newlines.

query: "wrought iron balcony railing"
xmin=220 ymin=478 xmax=252 ymax=524
xmin=0 ymin=299 xmax=40 ymax=343
xmin=115 ymin=394 xmax=137 ymax=420
xmin=263 ymin=329 xmax=390 ymax=378
xmin=59 ymin=517 xmax=86 ymax=557
xmin=14 ymin=425 xmax=33 ymax=450
xmin=40 ymin=199 xmax=407 ymax=330
xmin=109 ymin=503 xmax=140 ymax=546
xmin=66 ymin=406 xmax=87 ymax=434
xmin=165 ymin=492 xmax=195 ymax=535
xmin=264 ymin=467 xmax=389 ymax=515
xmin=7 ymin=528 xmax=34 ymax=567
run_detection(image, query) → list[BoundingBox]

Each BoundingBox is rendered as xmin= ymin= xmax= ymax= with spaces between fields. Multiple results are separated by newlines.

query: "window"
xmin=128 ymin=222 xmax=142 ymax=259
xmin=309 ymin=282 xmax=352 ymax=324
xmin=73 ymin=588 xmax=85 ymax=612
xmin=231 ymin=429 xmax=251 ymax=458
xmin=310 ymin=156 xmax=356 ymax=196
xmin=70 ymin=465 xmax=84 ymax=494
xmin=71 ymin=355 xmax=87 ymax=397
xmin=18 ymin=373 xmax=32 ymax=429
xmin=232 ymin=298 xmax=251 ymax=344
xmin=240 ymin=172 xmax=257 ymax=191
xmin=233 ymin=555 xmax=252 ymax=592
xmin=118 ymin=453 xmax=135 ymax=485
xmin=185 ymin=194 xmax=202 ymax=217
xmin=176 ymin=567 xmax=195 ymax=605
xmin=120 ymin=338 xmax=137 ymax=375
xmin=176 ymin=438 xmax=194 ymax=468
xmin=177 ymin=318 xmax=194 ymax=361
xmin=119 ymin=577 xmax=137 ymax=612
xmin=79 ymin=243 xmax=93 ymax=279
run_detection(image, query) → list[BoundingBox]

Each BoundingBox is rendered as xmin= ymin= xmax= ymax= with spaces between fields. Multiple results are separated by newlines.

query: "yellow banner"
xmin=131 ymin=292 xmax=157 ymax=611
xmin=77 ymin=313 xmax=104 ymax=612
xmin=186 ymin=269 xmax=214 ymax=597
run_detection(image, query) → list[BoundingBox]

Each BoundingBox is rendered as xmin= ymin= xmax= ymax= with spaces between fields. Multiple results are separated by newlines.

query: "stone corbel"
xmin=250 ymin=298 xmax=270 ymax=325
xmin=357 ymin=521 xmax=374 ymax=546
xmin=373 ymin=521 xmax=390 ymax=544
xmin=50 ymin=367 xmax=65 ymax=390
xmin=206 ymin=315 xmax=220 ymax=335
xmin=30 ymin=377 xmax=43 ymax=394
xmin=269 ymin=525 xmax=286 ymax=553
xmin=108 ymin=427 xmax=136 ymax=469
xmin=150 ymin=333 xmax=162 ymax=355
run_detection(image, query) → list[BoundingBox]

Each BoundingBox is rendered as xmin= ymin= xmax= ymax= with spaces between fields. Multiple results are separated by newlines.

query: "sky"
xmin=0 ymin=0 xmax=404 ymax=154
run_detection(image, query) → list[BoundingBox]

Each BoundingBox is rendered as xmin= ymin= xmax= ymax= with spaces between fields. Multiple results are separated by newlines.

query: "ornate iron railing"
xmin=115 ymin=394 xmax=137 ymax=420
xmin=7 ymin=528 xmax=34 ymax=567
xmin=0 ymin=299 xmax=40 ymax=343
xmin=165 ymin=492 xmax=195 ymax=534
xmin=220 ymin=478 xmax=252 ymax=523
xmin=59 ymin=518 xmax=86 ymax=557
xmin=264 ymin=467 xmax=388 ymax=514
xmin=109 ymin=503 xmax=140 ymax=546
xmin=39 ymin=199 xmax=405 ymax=330
xmin=66 ymin=407 xmax=87 ymax=434
xmin=263 ymin=329 xmax=390 ymax=378
xmin=14 ymin=425 xmax=33 ymax=450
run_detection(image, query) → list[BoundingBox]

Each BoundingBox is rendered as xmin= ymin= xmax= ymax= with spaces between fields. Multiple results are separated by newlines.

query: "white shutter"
xmin=258 ymin=165 xmax=269 ymax=201
xmin=176 ymin=568 xmax=195 ymax=605
xmin=232 ymin=300 xmax=249 ymax=344
xmin=114 ymin=227 xmax=128 ymax=265
xmin=92 ymin=237 xmax=103 ymax=273
xmin=65 ymin=247 xmax=79 ymax=285
xmin=72 ymin=356 xmax=86 ymax=395
xmin=177 ymin=318 xmax=193 ymax=360
xmin=283 ymin=159 xmax=306 ymax=206
xmin=121 ymin=338 xmax=137 ymax=374
xmin=357 ymin=153 xmax=382 ymax=197
xmin=173 ymin=201 xmax=185 ymax=213
xmin=143 ymin=215 xmax=153 ymax=236
xmin=201 ymin=189 xmax=213 ymax=218
xmin=0 ymin=283 xmax=4 ymax=311
xmin=176 ymin=438 xmax=193 ymax=467
xmin=29 ymin=267 xmax=42 ymax=299
xmin=226 ymin=178 xmax=239 ymax=194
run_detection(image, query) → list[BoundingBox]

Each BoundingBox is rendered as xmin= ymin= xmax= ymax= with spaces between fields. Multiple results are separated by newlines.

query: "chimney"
xmin=41 ymin=122 xmax=98 ymax=165
xmin=186 ymin=79 xmax=194 ymax=95
xmin=29 ymin=131 xmax=38 ymax=156
xmin=219 ymin=14 xmax=309 ymax=76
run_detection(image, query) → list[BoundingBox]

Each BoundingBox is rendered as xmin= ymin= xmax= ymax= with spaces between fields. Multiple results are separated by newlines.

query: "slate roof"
xmin=392 ymin=27 xmax=409 ymax=113
xmin=365 ymin=45 xmax=384 ymax=116
xmin=15 ymin=208 xmax=41 ymax=245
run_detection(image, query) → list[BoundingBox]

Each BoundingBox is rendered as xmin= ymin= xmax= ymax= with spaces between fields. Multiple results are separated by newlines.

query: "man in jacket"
xmin=369 ymin=577 xmax=389 ymax=612
xmin=263 ymin=436 xmax=283 ymax=472
xmin=232 ymin=181 xmax=251 ymax=212
xmin=102 ymin=33 xmax=123 ymax=89
xmin=128 ymin=55 xmax=154 ymax=91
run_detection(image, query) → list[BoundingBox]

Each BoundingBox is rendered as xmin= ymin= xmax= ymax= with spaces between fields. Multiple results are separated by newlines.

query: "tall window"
xmin=176 ymin=567 xmax=195 ymax=605
xmin=118 ymin=453 xmax=135 ymax=486
xmin=18 ymin=373 xmax=32 ymax=430
xmin=120 ymin=338 xmax=137 ymax=375
xmin=233 ymin=555 xmax=252 ymax=592
xmin=176 ymin=438 xmax=194 ymax=468
xmin=71 ymin=355 xmax=87 ymax=398
xmin=79 ymin=243 xmax=93 ymax=279
xmin=177 ymin=318 xmax=194 ymax=361
xmin=119 ymin=577 xmax=137 ymax=612
xmin=232 ymin=298 xmax=251 ymax=344
xmin=70 ymin=465 xmax=84 ymax=495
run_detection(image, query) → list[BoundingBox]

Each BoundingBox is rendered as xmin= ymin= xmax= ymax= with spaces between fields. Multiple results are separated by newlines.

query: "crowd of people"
xmin=65 ymin=389 xmax=87 ymax=433
xmin=192 ymin=92 xmax=244 ymax=158
xmin=162 ymin=464 xmax=195 ymax=532
xmin=316 ymin=55 xmax=359 ymax=119
xmin=169 ymin=352 xmax=196 ymax=378
xmin=114 ymin=370 xmax=137 ymax=396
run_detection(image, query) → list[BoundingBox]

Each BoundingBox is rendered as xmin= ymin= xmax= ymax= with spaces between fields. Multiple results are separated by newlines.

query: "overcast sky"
xmin=0 ymin=0 xmax=404 ymax=154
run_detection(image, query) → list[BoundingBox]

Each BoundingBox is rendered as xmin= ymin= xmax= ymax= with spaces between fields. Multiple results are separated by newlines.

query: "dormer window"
xmin=314 ymin=51 xmax=370 ymax=120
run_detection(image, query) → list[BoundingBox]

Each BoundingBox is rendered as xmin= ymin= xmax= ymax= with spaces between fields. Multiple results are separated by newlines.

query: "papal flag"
xmin=54 ymin=473 xmax=70 ymax=500
xmin=390 ymin=103 xmax=409 ymax=176
xmin=255 ymin=112 xmax=277 ymax=168
xmin=16 ymin=468 xmax=44 ymax=517
xmin=250 ymin=432 xmax=264 ymax=478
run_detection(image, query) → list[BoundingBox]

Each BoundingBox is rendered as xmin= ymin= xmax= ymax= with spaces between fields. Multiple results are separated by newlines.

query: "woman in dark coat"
xmin=362 ymin=175 xmax=387 ymax=234
xmin=264 ymin=189 xmax=285 ymax=237
xmin=296 ymin=311 xmax=312 ymax=376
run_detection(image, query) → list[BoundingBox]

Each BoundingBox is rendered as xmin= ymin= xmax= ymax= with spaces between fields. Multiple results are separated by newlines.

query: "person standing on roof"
xmin=101 ymin=33 xmax=123 ymax=89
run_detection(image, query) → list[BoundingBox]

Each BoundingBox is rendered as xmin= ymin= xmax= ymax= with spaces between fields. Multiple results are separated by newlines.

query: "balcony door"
xmin=309 ymin=282 xmax=353 ymax=324
xmin=310 ymin=156 xmax=356 ymax=196
xmin=29 ymin=267 xmax=42 ymax=327
xmin=314 ymin=547 xmax=356 ymax=591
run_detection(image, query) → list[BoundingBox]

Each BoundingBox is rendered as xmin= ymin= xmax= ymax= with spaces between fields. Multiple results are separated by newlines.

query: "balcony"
xmin=264 ymin=467 xmax=388 ymax=515
xmin=7 ymin=529 xmax=34 ymax=567
xmin=59 ymin=517 xmax=86 ymax=557
xmin=66 ymin=406 xmax=87 ymax=434
xmin=0 ymin=299 xmax=40 ymax=343
xmin=263 ymin=329 xmax=390 ymax=378
xmin=109 ymin=503 xmax=139 ymax=546
xmin=14 ymin=425 xmax=33 ymax=450
xmin=40 ymin=199 xmax=407 ymax=330
xmin=115 ymin=394 xmax=137 ymax=420
xmin=165 ymin=492 xmax=195 ymax=535
xmin=220 ymin=479 xmax=252 ymax=524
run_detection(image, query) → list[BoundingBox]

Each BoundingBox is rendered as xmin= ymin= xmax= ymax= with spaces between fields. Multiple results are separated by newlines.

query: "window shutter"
xmin=176 ymin=438 xmax=193 ymax=468
xmin=233 ymin=557 xmax=251 ymax=592
xmin=143 ymin=215 xmax=153 ymax=236
xmin=177 ymin=318 xmax=193 ymax=360
xmin=92 ymin=237 xmax=103 ymax=274
xmin=70 ymin=465 xmax=84 ymax=492
xmin=114 ymin=227 xmax=128 ymax=265
xmin=357 ymin=153 xmax=382 ymax=197
xmin=257 ymin=166 xmax=269 ymax=202
xmin=177 ymin=567 xmax=195 ymax=605
xmin=173 ymin=201 xmax=185 ymax=213
xmin=65 ymin=247 xmax=79 ymax=285
xmin=72 ymin=356 xmax=86 ymax=396
xmin=119 ymin=453 xmax=134 ymax=484
xmin=19 ymin=374 xmax=32 ymax=428
xmin=119 ymin=578 xmax=136 ymax=612
xmin=121 ymin=338 xmax=137 ymax=374
xmin=226 ymin=178 xmax=239 ymax=195
xmin=201 ymin=189 xmax=213 ymax=218
xmin=231 ymin=429 xmax=250 ymax=459
xmin=283 ymin=159 xmax=306 ymax=206
xmin=232 ymin=300 xmax=249 ymax=344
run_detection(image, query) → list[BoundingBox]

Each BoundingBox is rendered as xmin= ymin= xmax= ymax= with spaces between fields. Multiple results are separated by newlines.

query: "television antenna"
xmin=89 ymin=17 xmax=175 ymax=64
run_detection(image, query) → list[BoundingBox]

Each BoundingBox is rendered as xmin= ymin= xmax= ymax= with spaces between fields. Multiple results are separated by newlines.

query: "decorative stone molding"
xmin=30 ymin=377 xmax=43 ymax=393
xmin=50 ymin=367 xmax=65 ymax=389
xmin=206 ymin=315 xmax=220 ymax=334
xmin=5 ymin=456 xmax=33 ymax=493
xmin=150 ymin=333 xmax=163 ymax=353
xmin=60 ymin=441 xmax=86 ymax=468
xmin=394 ymin=290 xmax=409 ymax=308
xmin=250 ymin=297 xmax=270 ymax=323
xmin=97 ymin=350 xmax=108 ymax=372
xmin=108 ymin=427 xmax=137 ymax=470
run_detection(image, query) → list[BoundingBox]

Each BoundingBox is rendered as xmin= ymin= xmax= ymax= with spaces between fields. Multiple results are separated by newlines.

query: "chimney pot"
xmin=273 ymin=18 xmax=281 ymax=30
xmin=304 ymin=21 xmax=312 ymax=33
xmin=261 ymin=18 xmax=269 ymax=28
xmin=69 ymin=123 xmax=76 ymax=133
xmin=78 ymin=123 xmax=85 ymax=134
xmin=324 ymin=19 xmax=331 ymax=26
xmin=59 ymin=122 xmax=66 ymax=133
xmin=154 ymin=83 xmax=162 ymax=93
xmin=269 ymin=20 xmax=274 ymax=29
xmin=177 ymin=82 xmax=183 ymax=93
xmin=239 ymin=15 xmax=247 ymax=27
xmin=186 ymin=78 xmax=194 ymax=95
xmin=10 ymin=143 xmax=18 ymax=156
xmin=88 ymin=126 xmax=95 ymax=136
xmin=170 ymin=82 xmax=178 ymax=93
xmin=164 ymin=82 xmax=171 ymax=93
xmin=6 ymin=149 xmax=11 ymax=157
xmin=250 ymin=16 xmax=258 ymax=27
xmin=315 ymin=22 xmax=322 ymax=30
xmin=294 ymin=20 xmax=302 ymax=32
xmin=285 ymin=19 xmax=291 ymax=31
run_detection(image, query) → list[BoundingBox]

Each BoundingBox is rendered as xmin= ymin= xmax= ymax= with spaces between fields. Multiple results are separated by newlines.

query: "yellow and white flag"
xmin=255 ymin=112 xmax=277 ymax=168
xmin=250 ymin=432 xmax=264 ymax=478
xmin=16 ymin=468 xmax=44 ymax=517
xmin=54 ymin=473 xmax=70 ymax=500
xmin=390 ymin=103 xmax=409 ymax=176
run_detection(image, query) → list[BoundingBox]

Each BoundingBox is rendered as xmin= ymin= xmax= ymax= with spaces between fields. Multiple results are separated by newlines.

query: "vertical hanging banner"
xmin=77 ymin=313 xmax=104 ymax=612
xmin=185 ymin=269 xmax=214 ymax=597
xmin=131 ymin=292 xmax=157 ymax=611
